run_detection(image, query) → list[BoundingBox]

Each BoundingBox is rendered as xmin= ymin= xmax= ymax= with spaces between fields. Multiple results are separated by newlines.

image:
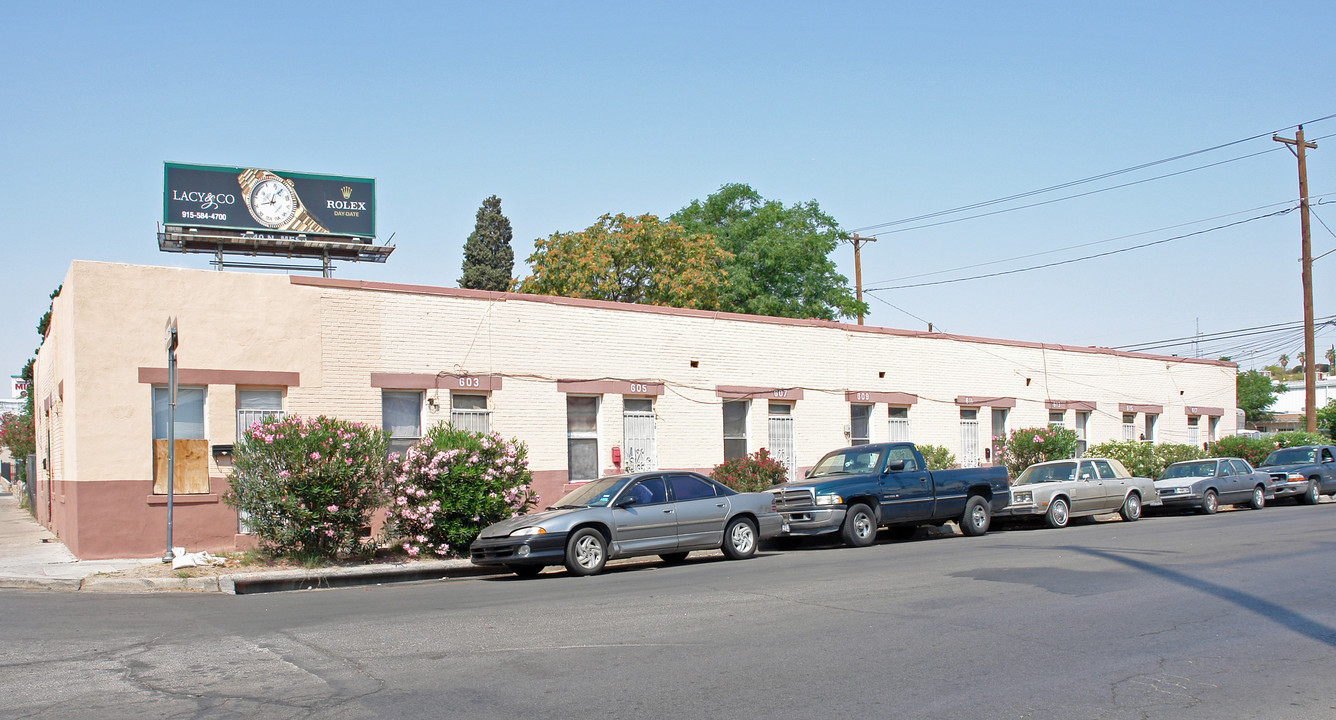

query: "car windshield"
xmin=1265 ymin=448 xmax=1317 ymax=465
xmin=809 ymin=448 xmax=885 ymax=478
xmin=1158 ymin=461 xmax=1216 ymax=480
xmin=548 ymin=476 xmax=633 ymax=509
xmin=1015 ymin=462 xmax=1077 ymax=485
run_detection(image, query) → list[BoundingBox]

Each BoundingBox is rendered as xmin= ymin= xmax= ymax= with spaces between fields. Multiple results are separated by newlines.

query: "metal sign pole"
xmin=163 ymin=317 xmax=178 ymax=563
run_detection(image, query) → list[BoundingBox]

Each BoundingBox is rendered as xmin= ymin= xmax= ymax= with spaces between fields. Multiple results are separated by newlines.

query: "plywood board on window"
xmin=152 ymin=439 xmax=210 ymax=494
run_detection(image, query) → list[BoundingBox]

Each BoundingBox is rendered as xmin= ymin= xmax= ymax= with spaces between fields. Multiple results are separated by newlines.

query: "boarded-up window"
xmin=152 ymin=386 xmax=209 ymax=494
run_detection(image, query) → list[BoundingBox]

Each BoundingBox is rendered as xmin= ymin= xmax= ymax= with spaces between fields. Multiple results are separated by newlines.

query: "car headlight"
xmin=509 ymin=527 xmax=547 ymax=537
xmin=814 ymin=494 xmax=842 ymax=506
xmin=1288 ymin=472 xmax=1305 ymax=481
xmin=1013 ymin=491 xmax=1033 ymax=504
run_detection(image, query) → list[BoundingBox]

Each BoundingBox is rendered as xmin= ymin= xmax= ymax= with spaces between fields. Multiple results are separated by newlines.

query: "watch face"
xmin=249 ymin=178 xmax=297 ymax=227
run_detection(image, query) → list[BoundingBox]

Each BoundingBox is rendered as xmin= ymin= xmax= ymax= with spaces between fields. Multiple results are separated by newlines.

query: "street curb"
xmin=0 ymin=559 xmax=506 ymax=595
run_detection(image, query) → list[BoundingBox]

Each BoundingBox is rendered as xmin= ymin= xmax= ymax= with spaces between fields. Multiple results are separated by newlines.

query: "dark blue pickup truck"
xmin=767 ymin=442 xmax=1011 ymax=546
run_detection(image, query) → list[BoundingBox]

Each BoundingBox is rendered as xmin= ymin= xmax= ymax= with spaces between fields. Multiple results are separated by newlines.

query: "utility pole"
xmin=850 ymin=233 xmax=876 ymax=325
xmin=1274 ymin=125 xmax=1319 ymax=432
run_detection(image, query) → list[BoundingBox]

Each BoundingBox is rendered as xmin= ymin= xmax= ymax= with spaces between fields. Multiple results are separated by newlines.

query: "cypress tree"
xmin=459 ymin=195 xmax=515 ymax=291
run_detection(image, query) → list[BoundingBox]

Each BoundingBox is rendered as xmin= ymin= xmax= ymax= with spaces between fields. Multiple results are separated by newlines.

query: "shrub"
xmin=383 ymin=423 xmax=537 ymax=558
xmin=1210 ymin=431 xmax=1331 ymax=467
xmin=917 ymin=444 xmax=957 ymax=470
xmin=1153 ymin=443 xmax=1206 ymax=474
xmin=1085 ymin=439 xmax=1157 ymax=478
xmin=996 ymin=426 xmax=1079 ymax=478
xmin=711 ymin=448 xmax=789 ymax=492
xmin=225 ymin=415 xmax=387 ymax=560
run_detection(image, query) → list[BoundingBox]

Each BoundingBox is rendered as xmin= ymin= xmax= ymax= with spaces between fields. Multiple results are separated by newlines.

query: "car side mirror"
xmin=886 ymin=459 xmax=906 ymax=473
xmin=615 ymin=495 xmax=638 ymax=508
xmin=804 ymin=469 xmax=812 ymax=478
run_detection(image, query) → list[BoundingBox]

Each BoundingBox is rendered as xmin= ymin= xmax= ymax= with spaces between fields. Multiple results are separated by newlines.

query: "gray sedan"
xmin=1154 ymin=457 xmax=1272 ymax=514
xmin=469 ymin=471 xmax=784 ymax=577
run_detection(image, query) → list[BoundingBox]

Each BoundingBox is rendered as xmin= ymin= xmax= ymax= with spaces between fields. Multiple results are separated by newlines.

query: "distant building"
xmin=34 ymin=261 xmax=1239 ymax=559
xmin=1272 ymin=376 xmax=1336 ymax=415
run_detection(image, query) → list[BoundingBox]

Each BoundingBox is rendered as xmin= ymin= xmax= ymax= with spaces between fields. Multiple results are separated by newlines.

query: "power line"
xmin=850 ymin=115 xmax=1336 ymax=235
xmin=1112 ymin=314 xmax=1336 ymax=351
xmin=865 ymin=197 xmax=1309 ymax=286
xmin=857 ymin=144 xmax=1289 ymax=236
xmin=865 ymin=208 xmax=1293 ymax=292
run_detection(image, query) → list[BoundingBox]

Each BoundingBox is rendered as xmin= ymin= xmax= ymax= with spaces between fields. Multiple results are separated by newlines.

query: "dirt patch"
xmin=106 ymin=552 xmax=440 ymax=579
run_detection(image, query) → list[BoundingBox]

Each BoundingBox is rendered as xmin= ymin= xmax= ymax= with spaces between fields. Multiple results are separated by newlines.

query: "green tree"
xmin=671 ymin=183 xmax=867 ymax=321
xmin=4 ymin=286 xmax=60 ymax=493
xmin=1317 ymin=398 xmax=1336 ymax=440
xmin=1236 ymin=369 xmax=1283 ymax=424
xmin=1278 ymin=354 xmax=1289 ymax=372
xmin=458 ymin=195 xmax=515 ymax=292
xmin=519 ymin=213 xmax=729 ymax=308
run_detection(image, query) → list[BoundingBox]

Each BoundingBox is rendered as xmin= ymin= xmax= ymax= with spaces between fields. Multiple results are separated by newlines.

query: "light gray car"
xmin=996 ymin=458 xmax=1161 ymax=528
xmin=1154 ymin=457 xmax=1272 ymax=514
xmin=468 ymin=471 xmax=785 ymax=577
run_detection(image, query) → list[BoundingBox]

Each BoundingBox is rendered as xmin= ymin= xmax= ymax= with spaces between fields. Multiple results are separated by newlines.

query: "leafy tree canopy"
xmin=1237 ymin=369 xmax=1283 ymax=424
xmin=518 ymin=213 xmax=729 ymax=308
xmin=671 ymin=183 xmax=866 ymax=321
xmin=459 ymin=196 xmax=515 ymax=292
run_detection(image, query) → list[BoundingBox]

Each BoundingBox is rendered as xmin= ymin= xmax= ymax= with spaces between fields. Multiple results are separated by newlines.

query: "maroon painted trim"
xmin=146 ymin=493 xmax=221 ymax=505
xmin=1119 ymin=403 xmax=1164 ymax=414
xmin=1184 ymin=405 xmax=1224 ymax=416
xmin=1045 ymin=400 xmax=1096 ymax=411
xmin=138 ymin=367 xmax=300 ymax=386
xmin=370 ymin=372 xmax=503 ymax=391
xmin=955 ymin=395 xmax=1017 ymax=408
xmin=58 ymin=380 xmax=63 ymax=398
xmin=845 ymin=391 xmax=918 ymax=405
xmin=288 ymin=276 xmax=1233 ymax=368
xmin=715 ymin=385 xmax=805 ymax=400
xmin=43 ymin=395 xmax=52 ymax=413
xmin=557 ymin=380 xmax=664 ymax=395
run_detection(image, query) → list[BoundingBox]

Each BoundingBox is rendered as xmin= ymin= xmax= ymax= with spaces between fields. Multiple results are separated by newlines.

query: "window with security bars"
xmin=1187 ymin=416 xmax=1199 ymax=446
xmin=450 ymin=393 xmax=491 ymax=434
xmin=567 ymin=396 xmax=599 ymax=482
xmin=1122 ymin=413 xmax=1136 ymax=440
xmin=723 ymin=400 xmax=749 ymax=461
xmin=1048 ymin=410 xmax=1066 ymax=428
xmin=237 ymin=389 xmax=283 ymax=438
xmin=888 ymin=406 xmax=911 ymax=442
xmin=622 ymin=397 xmax=657 ymax=472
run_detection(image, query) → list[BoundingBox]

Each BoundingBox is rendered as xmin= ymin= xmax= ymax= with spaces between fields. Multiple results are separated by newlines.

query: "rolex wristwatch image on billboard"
xmin=163 ymin=162 xmax=376 ymax=239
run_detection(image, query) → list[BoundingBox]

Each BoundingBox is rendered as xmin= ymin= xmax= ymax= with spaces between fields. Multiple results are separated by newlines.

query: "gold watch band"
xmin=237 ymin=169 xmax=331 ymax=234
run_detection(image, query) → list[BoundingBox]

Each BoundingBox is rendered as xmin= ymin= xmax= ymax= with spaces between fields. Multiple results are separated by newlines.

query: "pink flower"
xmin=278 ymin=470 xmax=289 ymax=479
xmin=310 ymin=451 xmax=321 ymax=460
xmin=1033 ymin=435 xmax=1043 ymax=443
xmin=327 ymin=504 xmax=339 ymax=512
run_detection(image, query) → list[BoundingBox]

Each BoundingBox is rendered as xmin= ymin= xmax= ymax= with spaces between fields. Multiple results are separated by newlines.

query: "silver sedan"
xmin=1154 ymin=457 xmax=1272 ymax=514
xmin=997 ymin=458 xmax=1161 ymax=528
xmin=469 ymin=471 xmax=784 ymax=577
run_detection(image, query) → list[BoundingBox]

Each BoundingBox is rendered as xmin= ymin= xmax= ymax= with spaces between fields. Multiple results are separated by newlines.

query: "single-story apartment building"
xmin=33 ymin=261 xmax=1238 ymax=559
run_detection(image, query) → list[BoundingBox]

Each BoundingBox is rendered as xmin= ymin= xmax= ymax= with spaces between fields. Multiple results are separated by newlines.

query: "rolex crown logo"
xmin=340 ymin=186 xmax=352 ymax=199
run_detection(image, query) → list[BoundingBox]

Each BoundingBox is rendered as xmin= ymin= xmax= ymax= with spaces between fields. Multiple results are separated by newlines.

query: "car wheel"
xmin=564 ymin=528 xmax=607 ymax=576
xmin=1045 ymin=497 xmax=1070 ymax=529
xmin=960 ymin=495 xmax=991 ymax=536
xmin=659 ymin=552 xmax=690 ymax=564
xmin=840 ymin=503 xmax=878 ymax=547
xmin=1200 ymin=489 xmax=1218 ymax=515
xmin=1301 ymin=479 xmax=1320 ymax=505
xmin=1120 ymin=492 xmax=1142 ymax=521
xmin=721 ymin=517 xmax=757 ymax=560
xmin=507 ymin=564 xmax=543 ymax=578
xmin=1250 ymin=485 xmax=1266 ymax=510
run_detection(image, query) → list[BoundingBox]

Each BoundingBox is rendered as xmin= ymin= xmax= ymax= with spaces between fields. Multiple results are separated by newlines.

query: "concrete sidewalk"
xmin=0 ymin=490 xmax=497 ymax=594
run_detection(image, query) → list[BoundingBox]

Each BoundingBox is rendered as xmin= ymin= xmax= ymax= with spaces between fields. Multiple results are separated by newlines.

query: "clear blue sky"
xmin=3 ymin=2 xmax=1334 ymax=386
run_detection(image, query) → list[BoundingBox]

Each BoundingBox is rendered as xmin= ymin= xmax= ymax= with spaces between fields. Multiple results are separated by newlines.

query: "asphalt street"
xmin=3 ymin=502 xmax=1335 ymax=719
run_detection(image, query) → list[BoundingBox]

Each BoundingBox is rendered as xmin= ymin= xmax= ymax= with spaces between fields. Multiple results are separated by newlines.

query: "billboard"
xmin=164 ymin=162 xmax=375 ymax=239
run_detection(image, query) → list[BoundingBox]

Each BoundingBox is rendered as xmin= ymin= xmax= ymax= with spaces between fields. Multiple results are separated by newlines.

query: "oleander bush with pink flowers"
xmin=383 ymin=423 xmax=537 ymax=558
xmin=224 ymin=415 xmax=387 ymax=560
xmin=996 ymin=426 xmax=1080 ymax=479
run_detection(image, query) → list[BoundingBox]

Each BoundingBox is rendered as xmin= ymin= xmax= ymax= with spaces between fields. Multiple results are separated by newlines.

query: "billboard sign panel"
xmin=164 ymin=162 xmax=375 ymax=238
